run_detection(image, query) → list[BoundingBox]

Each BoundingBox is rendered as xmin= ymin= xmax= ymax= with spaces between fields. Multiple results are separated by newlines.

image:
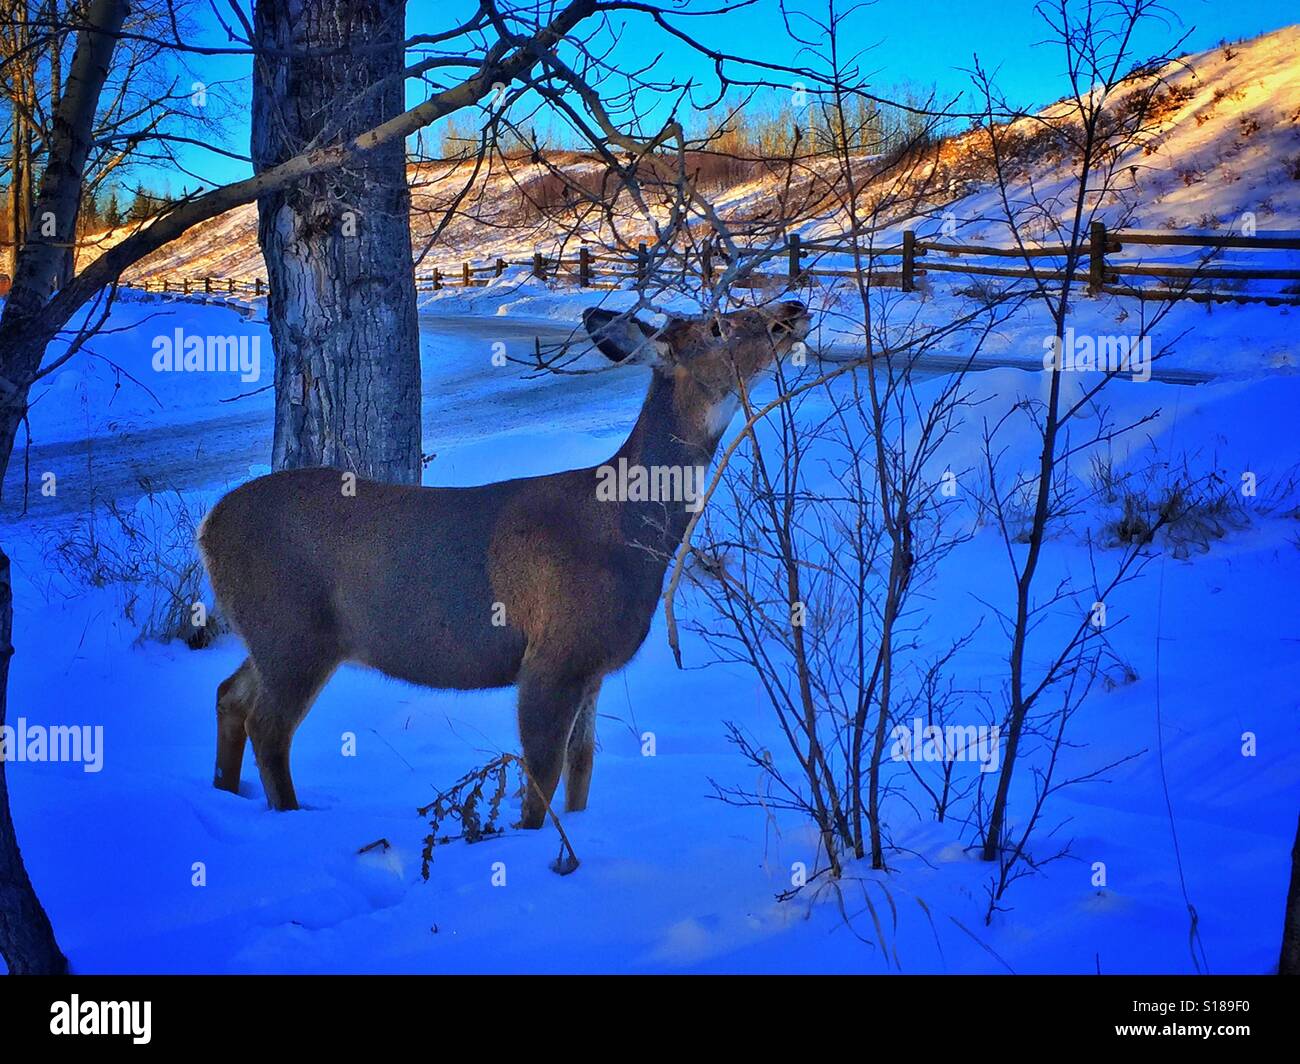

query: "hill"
xmin=76 ymin=23 xmax=1300 ymax=284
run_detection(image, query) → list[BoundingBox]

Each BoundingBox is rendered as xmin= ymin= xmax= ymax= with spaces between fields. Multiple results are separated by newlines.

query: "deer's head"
xmin=583 ymin=301 xmax=813 ymax=447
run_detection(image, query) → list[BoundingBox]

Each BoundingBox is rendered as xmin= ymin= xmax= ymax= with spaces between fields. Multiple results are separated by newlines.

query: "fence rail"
xmin=119 ymin=224 xmax=1300 ymax=308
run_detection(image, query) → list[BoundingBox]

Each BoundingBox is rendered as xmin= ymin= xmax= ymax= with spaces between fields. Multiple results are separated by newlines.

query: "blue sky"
xmin=151 ymin=0 xmax=1297 ymax=193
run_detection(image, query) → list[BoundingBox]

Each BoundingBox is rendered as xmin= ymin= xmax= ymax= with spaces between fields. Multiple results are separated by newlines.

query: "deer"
xmin=199 ymin=300 xmax=812 ymax=827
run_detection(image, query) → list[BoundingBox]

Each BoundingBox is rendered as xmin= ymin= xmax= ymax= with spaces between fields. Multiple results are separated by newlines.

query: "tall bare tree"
xmin=0 ymin=0 xmax=128 ymax=974
xmin=1 ymin=0 xmax=35 ymax=277
xmin=253 ymin=0 xmax=421 ymax=483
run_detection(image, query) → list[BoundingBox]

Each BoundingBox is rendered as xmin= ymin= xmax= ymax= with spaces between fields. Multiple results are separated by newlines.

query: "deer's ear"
xmin=583 ymin=308 xmax=669 ymax=365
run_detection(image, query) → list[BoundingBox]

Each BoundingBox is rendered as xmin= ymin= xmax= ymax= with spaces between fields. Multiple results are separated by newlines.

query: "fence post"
xmin=432 ymin=267 xmax=441 ymax=291
xmin=254 ymin=277 xmax=263 ymax=297
xmin=702 ymin=239 xmax=713 ymax=284
xmin=788 ymin=232 xmax=802 ymax=287
xmin=462 ymin=261 xmax=472 ymax=287
xmin=228 ymin=278 xmax=235 ymax=294
xmin=1089 ymin=220 xmax=1107 ymax=295
xmin=533 ymin=251 xmax=546 ymax=280
xmin=901 ymin=230 xmax=916 ymax=293
xmin=579 ymin=245 xmax=591 ymax=287
xmin=162 ymin=278 xmax=169 ymax=293
xmin=637 ymin=242 xmax=648 ymax=285
xmin=204 ymin=276 xmax=212 ymax=295
xmin=495 ymin=257 xmax=506 ymax=277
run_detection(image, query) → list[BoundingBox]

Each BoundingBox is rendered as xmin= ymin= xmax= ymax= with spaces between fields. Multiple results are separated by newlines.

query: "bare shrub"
xmin=418 ymin=755 xmax=515 ymax=877
xmin=417 ymin=753 xmax=580 ymax=876
xmin=1091 ymin=450 xmax=1297 ymax=558
xmin=43 ymin=484 xmax=223 ymax=647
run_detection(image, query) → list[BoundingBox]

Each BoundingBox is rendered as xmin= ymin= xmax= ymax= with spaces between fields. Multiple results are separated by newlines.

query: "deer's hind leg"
xmin=515 ymin=660 xmax=591 ymax=829
xmin=563 ymin=678 xmax=601 ymax=813
xmin=214 ymin=658 xmax=260 ymax=795
xmin=243 ymin=634 xmax=341 ymax=812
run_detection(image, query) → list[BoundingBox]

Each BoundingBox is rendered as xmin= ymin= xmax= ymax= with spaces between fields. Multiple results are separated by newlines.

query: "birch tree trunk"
xmin=47 ymin=0 xmax=76 ymax=290
xmin=251 ymin=0 xmax=422 ymax=485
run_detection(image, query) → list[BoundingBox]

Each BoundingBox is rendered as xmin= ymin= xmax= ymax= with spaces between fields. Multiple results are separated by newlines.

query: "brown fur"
xmin=199 ymin=301 xmax=812 ymax=824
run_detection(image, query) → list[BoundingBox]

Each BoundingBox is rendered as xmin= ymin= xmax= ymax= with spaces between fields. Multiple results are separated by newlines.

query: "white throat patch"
xmin=704 ymin=394 xmax=740 ymax=438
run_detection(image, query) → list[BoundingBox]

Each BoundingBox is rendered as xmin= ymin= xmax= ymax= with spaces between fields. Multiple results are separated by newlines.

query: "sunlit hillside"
xmin=75 ymin=23 xmax=1300 ymax=285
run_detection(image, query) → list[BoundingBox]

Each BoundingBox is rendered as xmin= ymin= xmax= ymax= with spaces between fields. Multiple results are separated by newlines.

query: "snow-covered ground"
xmin=5 ymin=20 xmax=1299 ymax=975
xmin=2 ymin=269 xmax=1297 ymax=973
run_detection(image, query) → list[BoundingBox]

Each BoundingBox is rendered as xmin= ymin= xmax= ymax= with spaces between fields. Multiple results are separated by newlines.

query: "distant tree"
xmin=750 ymin=99 xmax=799 ymax=157
xmin=125 ymin=189 xmax=143 ymax=220
xmin=710 ymin=102 xmax=751 ymax=156
xmin=440 ymin=116 xmax=475 ymax=160
xmin=852 ymin=96 xmax=884 ymax=152
xmin=77 ymin=186 xmax=100 ymax=234
xmin=126 ymin=186 xmax=157 ymax=221
xmin=64 ymin=187 xmax=101 ymax=281
xmin=103 ymin=186 xmax=122 ymax=227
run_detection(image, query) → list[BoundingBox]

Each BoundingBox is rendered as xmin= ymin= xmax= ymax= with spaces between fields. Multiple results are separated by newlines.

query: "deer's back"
xmin=199 ymin=466 xmax=665 ymax=692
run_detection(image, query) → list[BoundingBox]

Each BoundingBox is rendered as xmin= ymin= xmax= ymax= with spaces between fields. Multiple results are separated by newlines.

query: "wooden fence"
xmin=121 ymin=224 xmax=1300 ymax=308
xmin=789 ymin=223 xmax=1300 ymax=306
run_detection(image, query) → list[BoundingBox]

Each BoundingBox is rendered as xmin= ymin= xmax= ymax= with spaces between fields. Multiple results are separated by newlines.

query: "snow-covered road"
xmin=0 ymin=309 xmax=1214 ymax=526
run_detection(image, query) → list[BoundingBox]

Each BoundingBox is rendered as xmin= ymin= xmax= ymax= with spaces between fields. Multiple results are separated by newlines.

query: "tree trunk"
xmin=0 ymin=549 xmax=66 ymax=973
xmin=1281 ymin=812 xmax=1300 ymax=974
xmin=47 ymin=0 xmax=77 ymax=290
xmin=252 ymin=0 xmax=421 ymax=485
xmin=0 ymin=0 xmax=128 ymax=975
xmin=47 ymin=0 xmax=61 ymax=116
xmin=3 ymin=0 xmax=33 ymax=279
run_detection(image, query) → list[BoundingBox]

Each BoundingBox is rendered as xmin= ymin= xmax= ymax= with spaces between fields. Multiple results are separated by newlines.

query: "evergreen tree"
xmin=104 ymin=186 xmax=122 ymax=227
xmin=77 ymin=186 xmax=100 ymax=235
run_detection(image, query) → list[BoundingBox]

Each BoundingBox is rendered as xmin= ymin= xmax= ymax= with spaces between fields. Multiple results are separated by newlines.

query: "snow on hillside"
xmin=84 ymin=23 xmax=1300 ymax=285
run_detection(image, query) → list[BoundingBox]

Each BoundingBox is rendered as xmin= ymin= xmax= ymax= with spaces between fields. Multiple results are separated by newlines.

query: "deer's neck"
xmin=607 ymin=368 xmax=727 ymax=556
xmin=615 ymin=368 xmax=720 ymax=467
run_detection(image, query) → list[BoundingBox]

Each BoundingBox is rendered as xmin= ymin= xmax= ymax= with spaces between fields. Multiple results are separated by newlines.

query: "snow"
xmin=3 ymin=276 xmax=1297 ymax=972
xmin=3 ymin=23 xmax=1298 ymax=975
